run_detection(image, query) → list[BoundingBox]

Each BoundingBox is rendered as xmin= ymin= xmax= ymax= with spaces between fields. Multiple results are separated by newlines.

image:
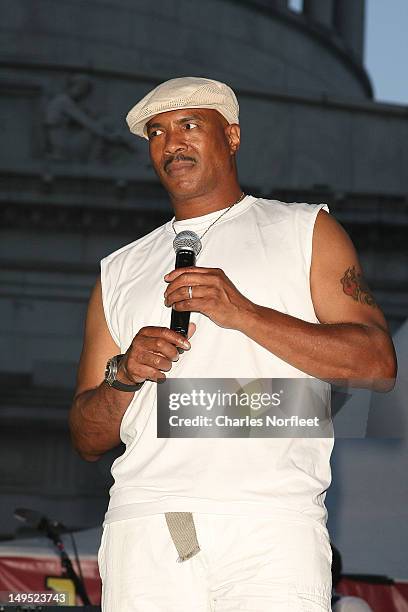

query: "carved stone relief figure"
xmin=43 ymin=74 xmax=139 ymax=163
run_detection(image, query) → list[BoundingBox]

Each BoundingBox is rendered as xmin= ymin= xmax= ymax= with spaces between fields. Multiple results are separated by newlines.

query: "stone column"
xmin=334 ymin=0 xmax=366 ymax=60
xmin=303 ymin=0 xmax=334 ymax=28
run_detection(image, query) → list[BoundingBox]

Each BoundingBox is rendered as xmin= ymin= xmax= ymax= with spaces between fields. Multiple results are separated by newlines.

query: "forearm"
xmin=69 ymin=382 xmax=134 ymax=461
xmin=238 ymin=304 xmax=396 ymax=390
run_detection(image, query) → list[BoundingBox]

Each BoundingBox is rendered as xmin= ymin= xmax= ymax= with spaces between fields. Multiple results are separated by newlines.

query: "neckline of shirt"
xmin=165 ymin=194 xmax=257 ymax=235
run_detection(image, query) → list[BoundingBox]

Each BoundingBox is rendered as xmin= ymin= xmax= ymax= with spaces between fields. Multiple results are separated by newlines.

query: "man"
xmin=69 ymin=77 xmax=396 ymax=611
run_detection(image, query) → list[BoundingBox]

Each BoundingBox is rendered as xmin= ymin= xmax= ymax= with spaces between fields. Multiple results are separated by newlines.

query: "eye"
xmin=184 ymin=123 xmax=198 ymax=131
xmin=148 ymin=128 xmax=163 ymax=139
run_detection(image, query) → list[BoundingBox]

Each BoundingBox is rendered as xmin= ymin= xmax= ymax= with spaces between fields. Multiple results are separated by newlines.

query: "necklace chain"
xmin=171 ymin=192 xmax=246 ymax=241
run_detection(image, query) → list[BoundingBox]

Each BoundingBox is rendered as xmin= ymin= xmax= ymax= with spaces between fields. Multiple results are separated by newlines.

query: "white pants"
xmin=98 ymin=513 xmax=332 ymax=611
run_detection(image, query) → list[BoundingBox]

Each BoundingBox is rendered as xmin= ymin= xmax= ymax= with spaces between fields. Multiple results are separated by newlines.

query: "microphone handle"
xmin=170 ymin=249 xmax=196 ymax=337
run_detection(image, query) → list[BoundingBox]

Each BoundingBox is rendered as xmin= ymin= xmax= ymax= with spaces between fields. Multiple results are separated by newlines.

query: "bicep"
xmin=310 ymin=210 xmax=388 ymax=332
xmin=74 ymin=276 xmax=120 ymax=397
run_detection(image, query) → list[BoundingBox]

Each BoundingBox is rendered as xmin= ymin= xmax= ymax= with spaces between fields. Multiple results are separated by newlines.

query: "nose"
xmin=164 ymin=128 xmax=186 ymax=156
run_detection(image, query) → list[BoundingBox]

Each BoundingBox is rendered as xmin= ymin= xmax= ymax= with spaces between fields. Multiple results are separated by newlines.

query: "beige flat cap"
xmin=126 ymin=76 xmax=239 ymax=139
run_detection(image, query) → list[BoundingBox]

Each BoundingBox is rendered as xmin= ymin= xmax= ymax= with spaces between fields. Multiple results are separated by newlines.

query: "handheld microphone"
xmin=170 ymin=230 xmax=202 ymax=336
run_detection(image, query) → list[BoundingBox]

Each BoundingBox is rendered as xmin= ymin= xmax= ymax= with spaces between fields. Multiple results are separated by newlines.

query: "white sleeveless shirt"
xmin=100 ymin=196 xmax=334 ymax=527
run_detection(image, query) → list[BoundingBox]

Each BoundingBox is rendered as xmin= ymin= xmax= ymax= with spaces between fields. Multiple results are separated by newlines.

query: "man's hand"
xmin=164 ymin=267 xmax=256 ymax=329
xmin=117 ymin=324 xmax=196 ymax=384
xmin=69 ymin=276 xmax=196 ymax=461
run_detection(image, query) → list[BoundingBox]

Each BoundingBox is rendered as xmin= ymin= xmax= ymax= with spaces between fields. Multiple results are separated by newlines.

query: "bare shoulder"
xmin=74 ymin=275 xmax=120 ymax=397
xmin=310 ymin=209 xmax=388 ymax=331
xmin=312 ymin=209 xmax=355 ymax=257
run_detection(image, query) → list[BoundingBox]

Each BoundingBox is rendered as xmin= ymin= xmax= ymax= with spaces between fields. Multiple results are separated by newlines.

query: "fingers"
xmin=164 ymin=270 xmax=223 ymax=304
xmin=165 ymin=285 xmax=216 ymax=309
xmin=139 ymin=326 xmax=191 ymax=349
xmin=119 ymin=359 xmax=166 ymax=384
xmin=141 ymin=335 xmax=185 ymax=361
xmin=165 ymin=268 xmax=222 ymax=289
xmin=126 ymin=348 xmax=172 ymax=382
xmin=164 ymin=266 xmax=217 ymax=282
xmin=120 ymin=326 xmax=192 ymax=384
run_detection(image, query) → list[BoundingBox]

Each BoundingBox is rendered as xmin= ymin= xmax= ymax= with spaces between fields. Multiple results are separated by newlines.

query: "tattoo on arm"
xmin=340 ymin=266 xmax=378 ymax=308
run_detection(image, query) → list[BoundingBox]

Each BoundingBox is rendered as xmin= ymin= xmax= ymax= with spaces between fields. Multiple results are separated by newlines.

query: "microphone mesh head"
xmin=173 ymin=230 xmax=202 ymax=256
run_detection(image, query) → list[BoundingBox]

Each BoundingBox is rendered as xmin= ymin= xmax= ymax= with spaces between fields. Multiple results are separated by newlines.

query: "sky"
xmin=288 ymin=0 xmax=408 ymax=106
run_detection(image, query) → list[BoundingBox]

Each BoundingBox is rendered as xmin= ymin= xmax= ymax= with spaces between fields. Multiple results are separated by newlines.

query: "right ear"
xmin=225 ymin=124 xmax=241 ymax=155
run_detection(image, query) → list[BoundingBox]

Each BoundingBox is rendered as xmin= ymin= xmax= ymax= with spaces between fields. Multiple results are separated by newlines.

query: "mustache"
xmin=164 ymin=153 xmax=197 ymax=173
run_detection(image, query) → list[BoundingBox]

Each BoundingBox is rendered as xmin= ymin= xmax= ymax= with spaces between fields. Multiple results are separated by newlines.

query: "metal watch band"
xmin=105 ymin=354 xmax=144 ymax=393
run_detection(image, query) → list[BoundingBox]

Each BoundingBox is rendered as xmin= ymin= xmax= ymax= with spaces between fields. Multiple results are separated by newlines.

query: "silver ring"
xmin=188 ymin=286 xmax=193 ymax=300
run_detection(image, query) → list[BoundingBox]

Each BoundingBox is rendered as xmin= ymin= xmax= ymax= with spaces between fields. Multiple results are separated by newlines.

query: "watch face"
xmin=105 ymin=357 xmax=116 ymax=386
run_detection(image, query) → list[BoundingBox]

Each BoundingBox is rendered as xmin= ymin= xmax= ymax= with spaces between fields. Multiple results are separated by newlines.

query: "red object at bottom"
xmin=339 ymin=577 xmax=408 ymax=612
xmin=0 ymin=550 xmax=407 ymax=611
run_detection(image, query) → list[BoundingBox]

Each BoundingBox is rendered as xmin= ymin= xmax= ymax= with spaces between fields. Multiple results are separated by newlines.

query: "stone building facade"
xmin=0 ymin=0 xmax=407 ymax=575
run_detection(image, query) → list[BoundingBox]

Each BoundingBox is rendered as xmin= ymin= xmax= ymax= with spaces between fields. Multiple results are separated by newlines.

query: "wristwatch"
xmin=104 ymin=354 xmax=144 ymax=392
